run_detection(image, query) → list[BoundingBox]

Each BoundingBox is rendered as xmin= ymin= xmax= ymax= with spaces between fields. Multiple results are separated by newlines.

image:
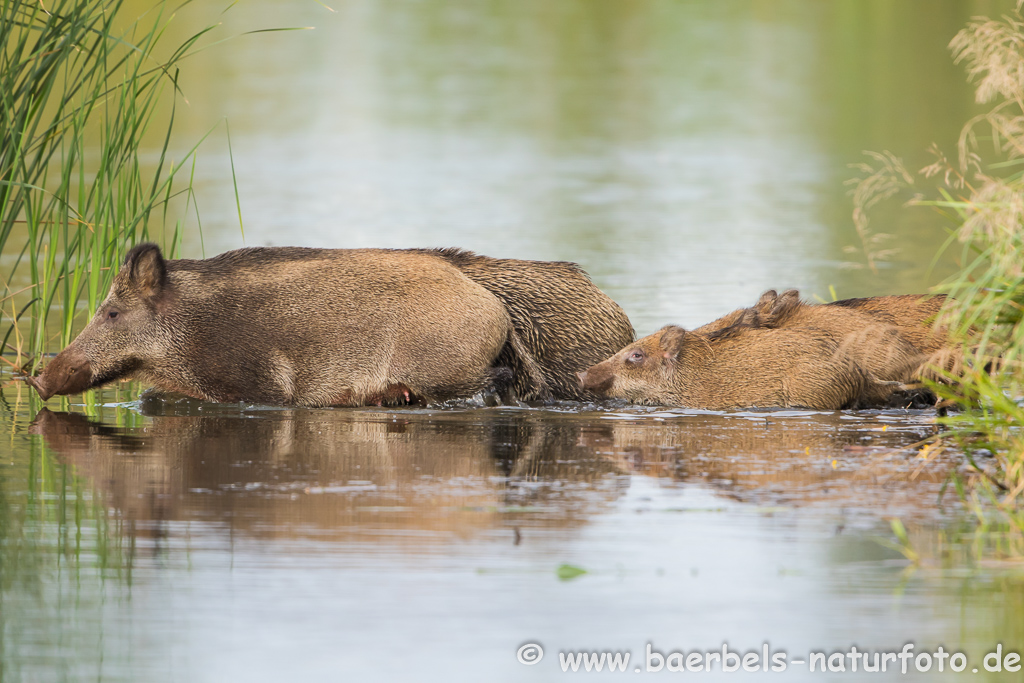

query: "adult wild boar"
xmin=27 ymin=244 xmax=552 ymax=407
xmin=424 ymin=248 xmax=635 ymax=400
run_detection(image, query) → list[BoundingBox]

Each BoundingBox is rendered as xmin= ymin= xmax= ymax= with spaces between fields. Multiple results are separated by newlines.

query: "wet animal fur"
xmin=28 ymin=245 xmax=553 ymax=407
xmin=704 ymin=289 xmax=961 ymax=383
xmin=580 ymin=324 xmax=884 ymax=410
xmin=425 ymin=248 xmax=635 ymax=400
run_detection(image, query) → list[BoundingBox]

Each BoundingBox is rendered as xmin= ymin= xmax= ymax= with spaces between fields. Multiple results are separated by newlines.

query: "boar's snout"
xmin=27 ymin=348 xmax=93 ymax=401
xmin=578 ymin=364 xmax=614 ymax=394
xmin=24 ymin=374 xmax=49 ymax=400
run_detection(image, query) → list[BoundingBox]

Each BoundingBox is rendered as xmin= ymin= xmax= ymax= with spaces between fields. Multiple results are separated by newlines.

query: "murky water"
xmin=3 ymin=385 xmax=1023 ymax=681
xmin=5 ymin=0 xmax=1024 ymax=681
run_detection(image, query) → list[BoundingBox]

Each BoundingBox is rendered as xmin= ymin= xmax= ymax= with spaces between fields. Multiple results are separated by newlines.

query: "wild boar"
xmin=764 ymin=290 xmax=948 ymax=352
xmin=26 ymin=244 xmax=552 ymax=407
xmin=425 ymin=248 xmax=635 ymax=400
xmin=827 ymin=293 xmax=961 ymax=378
xmin=578 ymin=324 xmax=896 ymax=410
xmin=579 ymin=288 xmax=962 ymax=410
xmin=697 ymin=290 xmax=947 ymax=345
xmin=722 ymin=289 xmax=959 ymax=380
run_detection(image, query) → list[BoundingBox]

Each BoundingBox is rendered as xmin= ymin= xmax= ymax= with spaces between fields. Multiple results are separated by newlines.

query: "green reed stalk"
xmin=0 ymin=0 xmax=215 ymax=369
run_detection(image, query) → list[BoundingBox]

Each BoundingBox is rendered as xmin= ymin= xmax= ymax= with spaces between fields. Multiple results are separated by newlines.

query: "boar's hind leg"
xmin=365 ymin=383 xmax=423 ymax=407
xmin=858 ymin=374 xmax=937 ymax=409
xmin=489 ymin=329 xmax=553 ymax=402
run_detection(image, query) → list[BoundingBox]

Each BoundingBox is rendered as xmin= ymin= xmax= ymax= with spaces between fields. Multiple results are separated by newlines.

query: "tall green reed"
xmin=1 ymin=0 xmax=219 ymax=371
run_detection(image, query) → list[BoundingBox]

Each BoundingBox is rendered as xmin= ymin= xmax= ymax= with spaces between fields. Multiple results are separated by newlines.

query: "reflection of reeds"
xmin=850 ymin=3 xmax=1024 ymax=554
xmin=0 ymin=1 xmax=241 ymax=371
xmin=0 ymin=404 xmax=132 ymax=676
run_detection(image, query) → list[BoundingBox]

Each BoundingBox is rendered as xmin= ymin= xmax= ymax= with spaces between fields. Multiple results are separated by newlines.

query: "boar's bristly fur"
xmin=28 ymin=244 xmax=553 ymax=407
xmin=715 ymin=290 xmax=959 ymax=382
xmin=425 ymin=248 xmax=635 ymax=401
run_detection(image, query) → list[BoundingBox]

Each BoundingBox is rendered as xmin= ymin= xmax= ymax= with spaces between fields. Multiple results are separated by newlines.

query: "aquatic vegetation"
xmin=0 ymin=2 xmax=255 ymax=669
xmin=849 ymin=3 xmax=1024 ymax=554
xmin=556 ymin=563 xmax=588 ymax=581
xmin=0 ymin=0 xmax=244 ymax=372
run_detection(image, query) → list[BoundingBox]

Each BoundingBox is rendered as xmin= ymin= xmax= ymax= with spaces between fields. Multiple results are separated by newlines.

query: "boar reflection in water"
xmin=580 ymin=413 xmax=952 ymax=511
xmin=26 ymin=244 xmax=634 ymax=406
xmin=28 ymin=408 xmax=628 ymax=543
xmin=30 ymin=408 xmax=950 ymax=543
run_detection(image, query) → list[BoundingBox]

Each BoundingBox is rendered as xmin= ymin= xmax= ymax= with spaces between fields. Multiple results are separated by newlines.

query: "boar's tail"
xmin=497 ymin=328 xmax=553 ymax=403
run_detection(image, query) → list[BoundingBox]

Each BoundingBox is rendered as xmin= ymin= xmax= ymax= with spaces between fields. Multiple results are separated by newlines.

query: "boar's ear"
xmin=754 ymin=289 xmax=778 ymax=312
xmin=123 ymin=243 xmax=167 ymax=302
xmin=659 ymin=325 xmax=688 ymax=360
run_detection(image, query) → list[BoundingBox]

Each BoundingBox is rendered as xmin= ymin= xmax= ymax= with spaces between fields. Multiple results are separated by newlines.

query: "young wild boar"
xmin=694 ymin=289 xmax=959 ymax=381
xmin=697 ymin=290 xmax=947 ymax=346
xmin=827 ymin=293 xmax=961 ymax=377
xmin=579 ymin=290 xmax=959 ymax=410
xmin=578 ymin=324 xmax=892 ymax=410
xmin=424 ymin=248 xmax=635 ymax=400
xmin=27 ymin=244 xmax=553 ymax=407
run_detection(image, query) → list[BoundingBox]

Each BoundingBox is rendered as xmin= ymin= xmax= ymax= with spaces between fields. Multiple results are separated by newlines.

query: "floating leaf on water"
xmin=556 ymin=564 xmax=587 ymax=581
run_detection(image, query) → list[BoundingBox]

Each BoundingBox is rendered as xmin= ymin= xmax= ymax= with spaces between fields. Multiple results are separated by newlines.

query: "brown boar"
xmin=723 ymin=289 xmax=959 ymax=381
xmin=580 ymin=288 xmax=963 ymax=410
xmin=26 ymin=244 xmax=552 ymax=407
xmin=830 ymin=293 xmax=946 ymax=337
xmin=827 ymin=293 xmax=961 ymax=379
xmin=776 ymin=291 xmax=948 ymax=353
xmin=695 ymin=289 xmax=960 ymax=384
xmin=424 ymin=248 xmax=635 ymax=400
xmin=697 ymin=290 xmax=947 ymax=345
xmin=579 ymin=324 xmax=894 ymax=410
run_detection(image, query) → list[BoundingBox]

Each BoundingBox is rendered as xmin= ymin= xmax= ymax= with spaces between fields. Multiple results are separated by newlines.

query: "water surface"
xmin=160 ymin=0 xmax=989 ymax=329
xmin=2 ymin=384 xmax=1022 ymax=681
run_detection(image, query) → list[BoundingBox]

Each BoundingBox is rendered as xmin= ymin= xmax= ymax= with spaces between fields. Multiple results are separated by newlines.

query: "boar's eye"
xmin=626 ymin=350 xmax=645 ymax=364
xmin=106 ymin=310 xmax=120 ymax=321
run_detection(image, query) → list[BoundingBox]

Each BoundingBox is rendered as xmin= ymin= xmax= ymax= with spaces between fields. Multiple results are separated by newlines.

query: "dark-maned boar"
xmin=27 ymin=244 xmax=554 ymax=407
xmin=424 ymin=248 xmax=635 ymax=400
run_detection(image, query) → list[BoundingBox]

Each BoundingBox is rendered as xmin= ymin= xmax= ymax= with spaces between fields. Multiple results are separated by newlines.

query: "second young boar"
xmin=580 ymin=290 xmax=959 ymax=410
xmin=578 ymin=324 xmax=895 ymax=410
